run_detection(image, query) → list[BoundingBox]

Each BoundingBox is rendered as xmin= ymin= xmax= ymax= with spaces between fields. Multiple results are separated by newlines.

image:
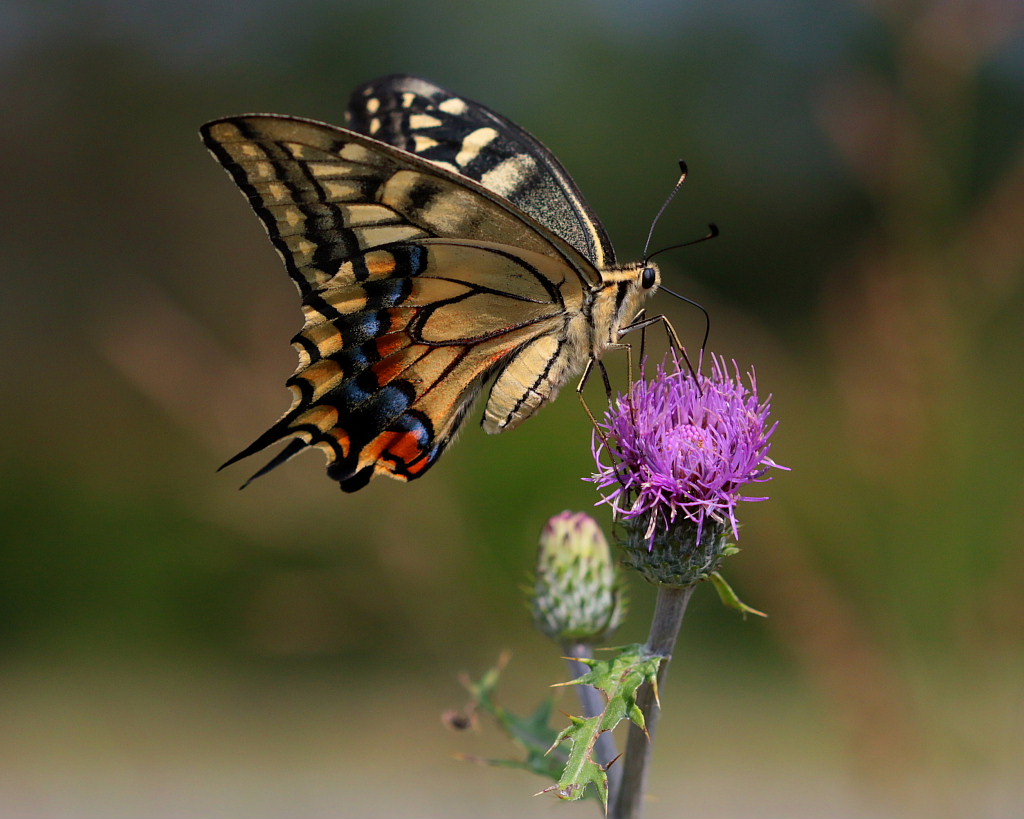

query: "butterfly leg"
xmin=618 ymin=313 xmax=701 ymax=386
xmin=620 ymin=313 xmax=683 ymax=351
xmin=578 ymin=349 xmax=639 ymax=483
xmin=623 ymin=307 xmax=660 ymax=382
xmin=576 ymin=347 xmax=631 ymax=449
xmin=575 ymin=356 xmax=604 ymax=431
xmin=634 ymin=309 xmax=648 ymax=376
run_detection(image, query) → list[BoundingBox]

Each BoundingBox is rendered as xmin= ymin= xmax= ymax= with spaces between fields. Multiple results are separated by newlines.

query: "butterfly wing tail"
xmin=218 ymin=348 xmax=486 ymax=493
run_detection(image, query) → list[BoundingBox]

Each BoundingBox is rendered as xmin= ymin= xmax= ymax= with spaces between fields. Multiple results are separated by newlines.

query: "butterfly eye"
xmin=641 ymin=265 xmax=657 ymax=289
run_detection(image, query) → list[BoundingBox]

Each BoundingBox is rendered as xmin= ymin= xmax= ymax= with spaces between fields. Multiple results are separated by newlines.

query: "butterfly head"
xmin=591 ymin=259 xmax=662 ymax=349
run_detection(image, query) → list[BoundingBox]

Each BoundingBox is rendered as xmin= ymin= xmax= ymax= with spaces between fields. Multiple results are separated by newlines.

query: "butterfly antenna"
xmin=642 ymin=160 xmax=689 ymax=260
xmin=646 ymin=222 xmax=720 ymax=264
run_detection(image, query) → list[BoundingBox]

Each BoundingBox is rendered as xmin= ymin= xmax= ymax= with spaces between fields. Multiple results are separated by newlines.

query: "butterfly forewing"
xmin=346 ymin=74 xmax=616 ymax=271
xmin=202 ymin=116 xmax=593 ymax=292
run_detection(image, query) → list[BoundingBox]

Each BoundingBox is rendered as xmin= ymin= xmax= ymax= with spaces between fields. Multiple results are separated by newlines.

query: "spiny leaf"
xmin=451 ymin=654 xmax=569 ymax=784
xmin=544 ymin=644 xmax=663 ymax=806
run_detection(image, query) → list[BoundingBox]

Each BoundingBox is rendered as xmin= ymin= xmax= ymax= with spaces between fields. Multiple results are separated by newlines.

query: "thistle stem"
xmin=610 ymin=584 xmax=696 ymax=819
xmin=563 ymin=641 xmax=622 ymax=797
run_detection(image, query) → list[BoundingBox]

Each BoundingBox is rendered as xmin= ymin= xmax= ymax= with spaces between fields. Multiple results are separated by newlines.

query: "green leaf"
xmin=452 ymin=654 xmax=568 ymax=783
xmin=543 ymin=644 xmax=663 ymax=807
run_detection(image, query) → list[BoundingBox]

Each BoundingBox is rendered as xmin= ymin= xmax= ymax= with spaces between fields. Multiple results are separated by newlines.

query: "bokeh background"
xmin=2 ymin=0 xmax=1023 ymax=816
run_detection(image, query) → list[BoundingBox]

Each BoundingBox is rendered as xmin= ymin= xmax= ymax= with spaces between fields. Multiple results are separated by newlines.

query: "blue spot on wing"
xmin=340 ymin=311 xmax=384 ymax=346
xmin=364 ymin=383 xmax=413 ymax=422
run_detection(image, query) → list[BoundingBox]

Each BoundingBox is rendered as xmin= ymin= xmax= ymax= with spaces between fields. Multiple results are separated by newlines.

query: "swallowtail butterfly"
xmin=202 ymin=74 xmax=668 ymax=491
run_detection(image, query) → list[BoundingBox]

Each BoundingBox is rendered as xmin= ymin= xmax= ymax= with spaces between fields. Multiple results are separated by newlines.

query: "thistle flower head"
xmin=590 ymin=353 xmax=786 ymax=585
xmin=531 ymin=511 xmax=625 ymax=643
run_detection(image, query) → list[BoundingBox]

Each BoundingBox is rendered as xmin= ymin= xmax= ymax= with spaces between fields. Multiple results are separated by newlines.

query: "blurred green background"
xmin=2 ymin=0 xmax=1022 ymax=816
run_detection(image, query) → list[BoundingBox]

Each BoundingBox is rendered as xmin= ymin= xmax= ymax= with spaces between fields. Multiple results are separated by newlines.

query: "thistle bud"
xmin=531 ymin=511 xmax=625 ymax=643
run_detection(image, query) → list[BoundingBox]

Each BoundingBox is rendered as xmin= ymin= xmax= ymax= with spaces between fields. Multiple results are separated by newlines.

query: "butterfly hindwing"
xmin=346 ymin=74 xmax=616 ymax=271
xmin=220 ymin=238 xmax=586 ymax=490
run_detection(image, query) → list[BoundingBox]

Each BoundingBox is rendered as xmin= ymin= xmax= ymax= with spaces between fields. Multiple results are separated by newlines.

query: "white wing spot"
xmin=455 ymin=127 xmax=499 ymax=167
xmin=307 ymin=161 xmax=357 ymax=178
xmin=292 ymin=237 xmax=317 ymax=258
xmin=401 ymin=92 xmax=416 ymax=108
xmin=438 ymin=97 xmax=468 ymax=115
xmin=337 ymin=203 xmax=398 ymax=226
xmin=339 ymin=143 xmax=375 ymax=163
xmin=413 ymin=134 xmax=440 ymax=151
xmin=248 ymin=160 xmax=274 ymax=180
xmin=409 ymin=113 xmax=443 ymax=129
xmin=322 ymin=179 xmax=361 ymax=199
xmin=265 ymin=181 xmax=289 ymax=202
xmin=480 ymin=154 xmax=533 ymax=196
xmin=352 ymin=224 xmax=425 ymax=246
xmin=284 ymin=142 xmax=315 ymax=160
xmin=365 ymin=96 xmax=380 ymax=114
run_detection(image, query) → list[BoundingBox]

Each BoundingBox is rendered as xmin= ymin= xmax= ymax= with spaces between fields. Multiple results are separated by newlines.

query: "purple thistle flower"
xmin=590 ymin=353 xmax=785 ymax=585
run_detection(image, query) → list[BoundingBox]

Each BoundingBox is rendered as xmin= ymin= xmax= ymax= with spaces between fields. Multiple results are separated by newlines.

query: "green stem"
xmin=610 ymin=584 xmax=695 ymax=819
xmin=563 ymin=640 xmax=622 ymax=800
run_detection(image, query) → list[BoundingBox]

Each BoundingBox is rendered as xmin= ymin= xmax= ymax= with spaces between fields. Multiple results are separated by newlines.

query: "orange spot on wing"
xmin=373 ymin=333 xmax=410 ymax=359
xmin=360 ymin=429 xmax=429 ymax=477
xmin=401 ymin=450 xmax=433 ymax=477
xmin=382 ymin=306 xmax=415 ymax=333
xmin=386 ymin=430 xmax=427 ymax=467
xmin=366 ymin=253 xmax=397 ymax=278
xmin=359 ymin=431 xmax=400 ymax=469
xmin=372 ymin=345 xmax=430 ymax=387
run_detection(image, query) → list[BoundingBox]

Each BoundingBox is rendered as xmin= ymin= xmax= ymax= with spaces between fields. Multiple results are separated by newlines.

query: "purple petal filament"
xmin=591 ymin=353 xmax=785 ymax=546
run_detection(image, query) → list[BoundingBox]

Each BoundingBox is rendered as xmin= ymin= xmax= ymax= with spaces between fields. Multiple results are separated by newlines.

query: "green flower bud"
xmin=531 ymin=511 xmax=625 ymax=643
xmin=619 ymin=516 xmax=733 ymax=588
